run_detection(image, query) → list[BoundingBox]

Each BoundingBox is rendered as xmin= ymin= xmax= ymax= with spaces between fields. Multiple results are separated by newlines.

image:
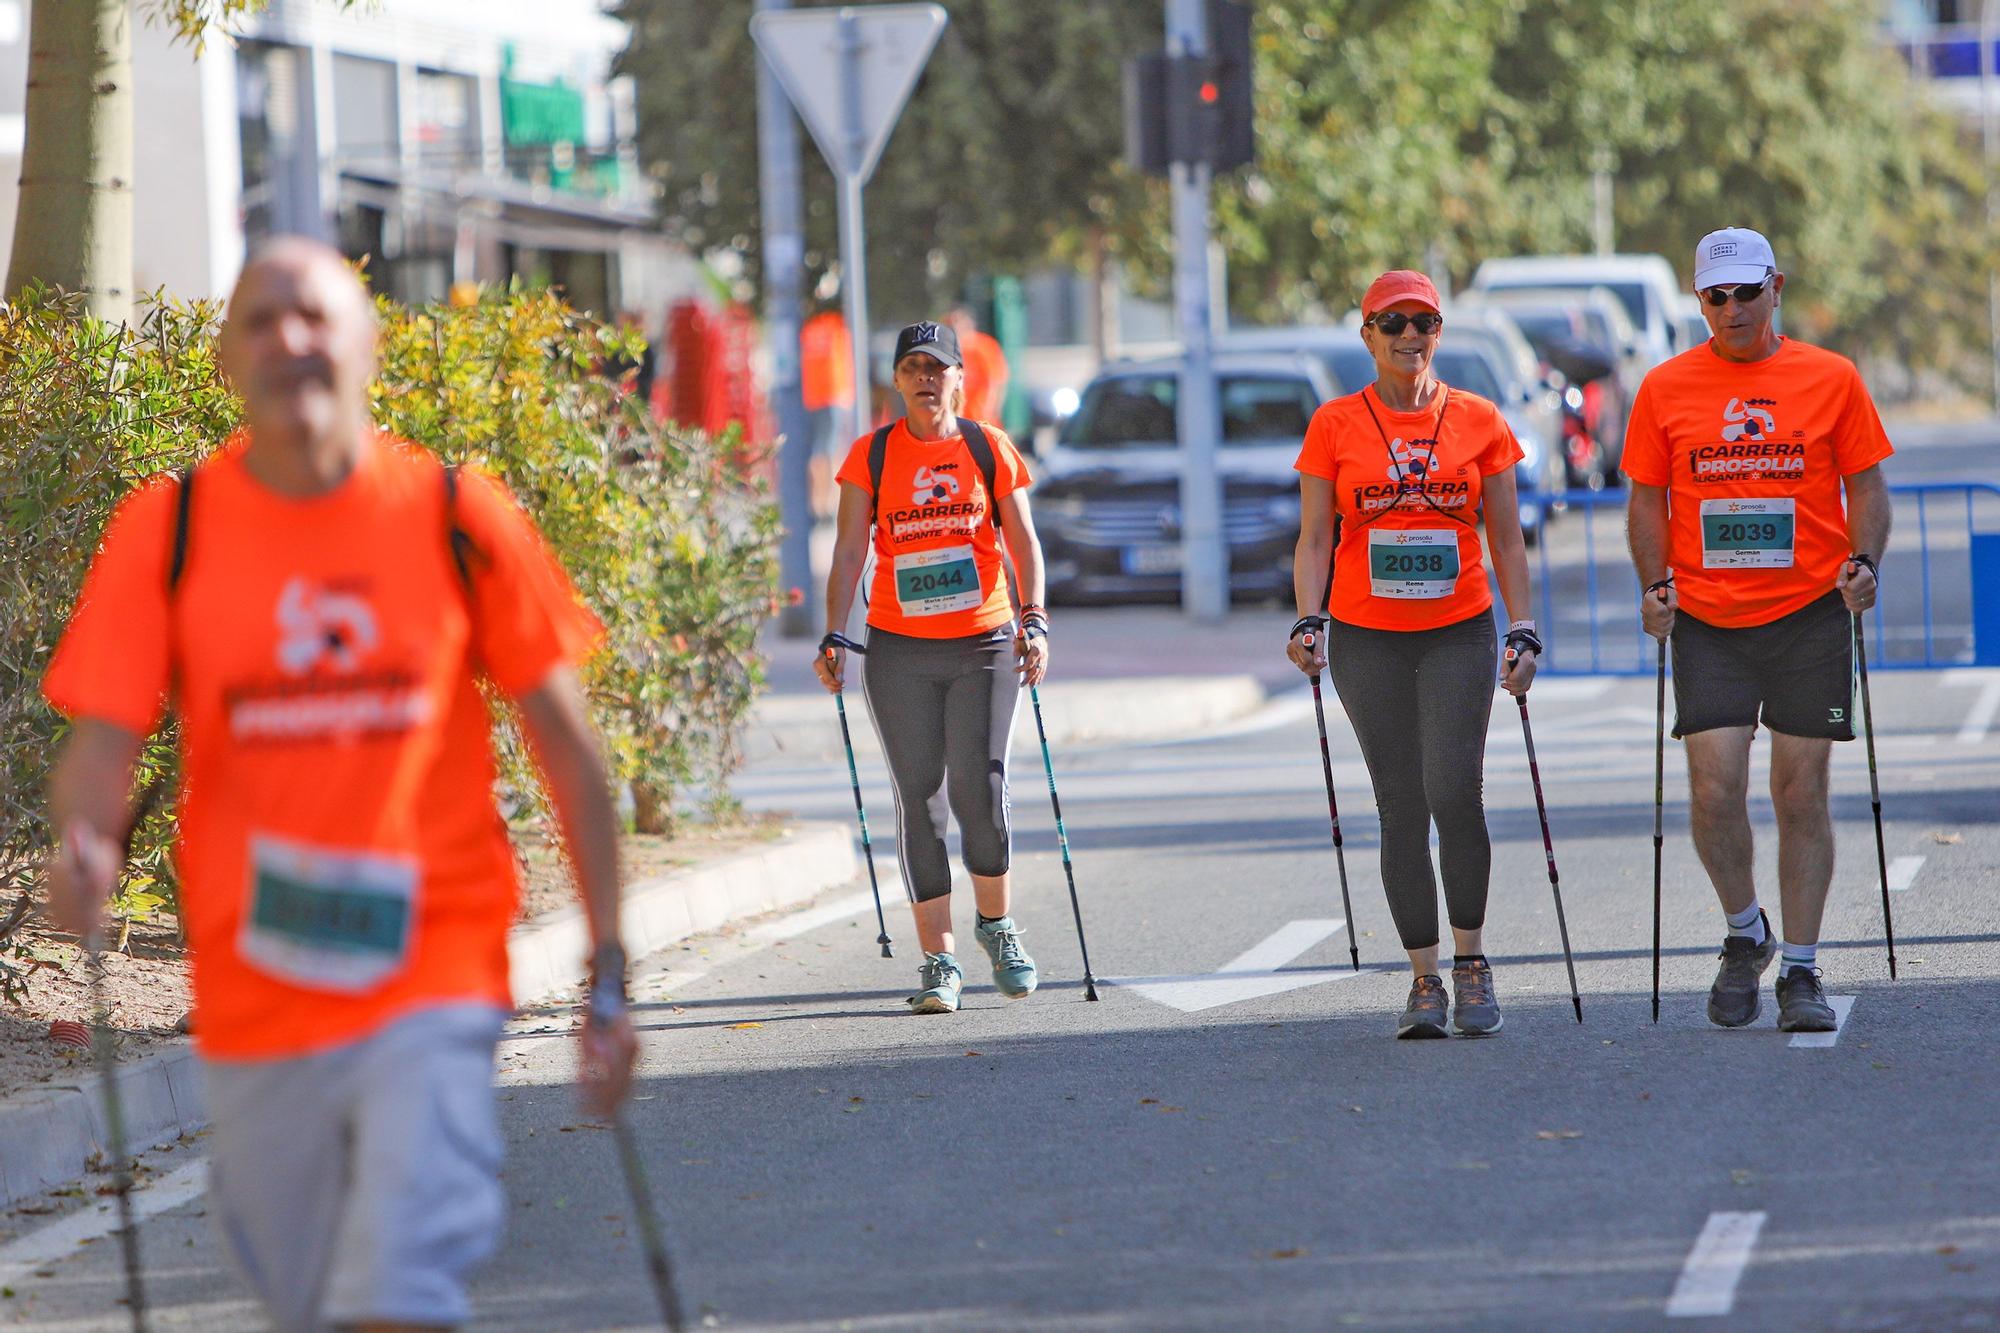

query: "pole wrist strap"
xmin=1291 ymin=614 xmax=1329 ymax=640
xmin=1847 ymin=552 xmax=1878 ymax=578
xmin=819 ymin=632 xmax=866 ymax=656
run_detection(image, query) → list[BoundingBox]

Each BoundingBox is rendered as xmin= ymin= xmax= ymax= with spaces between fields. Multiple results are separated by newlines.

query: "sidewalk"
xmin=0 ymin=822 xmax=858 ymax=1211
xmin=746 ymin=606 xmax=1298 ymax=763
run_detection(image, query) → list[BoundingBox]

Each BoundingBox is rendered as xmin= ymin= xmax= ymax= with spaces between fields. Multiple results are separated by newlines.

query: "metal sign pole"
xmin=838 ymin=11 xmax=874 ymax=449
xmin=1167 ymin=0 xmax=1227 ymax=622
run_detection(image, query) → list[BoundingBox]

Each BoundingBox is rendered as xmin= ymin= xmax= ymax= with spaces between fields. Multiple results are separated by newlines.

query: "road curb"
xmin=0 ymin=820 xmax=858 ymax=1211
xmin=744 ymin=673 xmax=1267 ymax=763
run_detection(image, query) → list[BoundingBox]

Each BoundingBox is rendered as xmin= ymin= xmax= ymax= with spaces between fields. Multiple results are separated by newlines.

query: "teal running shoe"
xmin=974 ymin=916 xmax=1039 ymax=1000
xmin=908 ymin=952 xmax=963 ymax=1014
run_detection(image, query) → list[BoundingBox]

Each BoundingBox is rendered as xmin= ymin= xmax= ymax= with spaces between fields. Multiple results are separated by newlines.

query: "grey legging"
xmin=1326 ymin=610 xmax=1498 ymax=951
xmin=861 ymin=625 xmax=1020 ymax=902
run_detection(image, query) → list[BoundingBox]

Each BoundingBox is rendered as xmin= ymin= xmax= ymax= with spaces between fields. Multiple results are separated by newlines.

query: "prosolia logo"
xmin=1385 ymin=437 xmax=1437 ymax=483
xmin=911 ymin=465 xmax=960 ymax=506
xmin=275 ymin=578 xmax=378 ymax=676
xmin=1721 ymin=397 xmax=1777 ymax=442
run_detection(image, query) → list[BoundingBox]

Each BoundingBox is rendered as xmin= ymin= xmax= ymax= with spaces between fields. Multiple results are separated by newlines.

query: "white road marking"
xmin=1111 ymin=920 xmax=1373 ymax=1012
xmin=0 ymin=1160 xmax=209 ymax=1285
xmin=1943 ymin=668 xmax=2000 ymax=744
xmin=1887 ymin=855 xmax=1925 ymax=893
xmin=1787 ymin=995 xmax=1857 ymax=1049
xmin=1666 ymin=1210 xmax=1766 ymax=1317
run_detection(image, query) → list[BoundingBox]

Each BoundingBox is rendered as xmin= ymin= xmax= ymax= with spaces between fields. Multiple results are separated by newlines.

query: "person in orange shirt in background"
xmin=815 ymin=320 xmax=1049 ymax=1015
xmin=1288 ymin=270 xmax=1539 ymax=1041
xmin=946 ymin=305 xmax=1010 ymax=425
xmin=801 ymin=303 xmax=855 ymax=516
xmin=42 ymin=238 xmax=638 ymax=1332
xmin=1624 ymin=226 xmax=1892 ymax=1034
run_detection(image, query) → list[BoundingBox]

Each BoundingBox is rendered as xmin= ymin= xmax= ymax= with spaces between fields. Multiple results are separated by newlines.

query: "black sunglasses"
xmin=1368 ymin=311 xmax=1443 ymax=336
xmin=1701 ymin=280 xmax=1769 ymax=307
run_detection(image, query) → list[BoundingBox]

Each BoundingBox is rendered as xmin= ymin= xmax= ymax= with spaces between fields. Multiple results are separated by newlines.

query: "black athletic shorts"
xmin=1671 ymin=590 xmax=1855 ymax=740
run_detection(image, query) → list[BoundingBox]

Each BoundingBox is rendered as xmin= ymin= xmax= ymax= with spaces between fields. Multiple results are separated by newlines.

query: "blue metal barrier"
xmin=1516 ymin=483 xmax=2000 ymax=675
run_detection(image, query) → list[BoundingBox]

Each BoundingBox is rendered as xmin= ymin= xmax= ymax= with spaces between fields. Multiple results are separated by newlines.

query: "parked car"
xmin=1459 ymin=286 xmax=1642 ymax=482
xmin=1227 ymin=314 xmax=1568 ymax=542
xmin=1673 ymin=294 xmax=1710 ymax=357
xmin=1468 ymin=254 xmax=1687 ymax=367
xmin=1035 ymin=351 xmax=1337 ymax=604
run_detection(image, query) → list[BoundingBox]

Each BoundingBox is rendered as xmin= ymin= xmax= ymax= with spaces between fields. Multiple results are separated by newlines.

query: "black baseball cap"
xmin=893 ymin=320 xmax=961 ymax=368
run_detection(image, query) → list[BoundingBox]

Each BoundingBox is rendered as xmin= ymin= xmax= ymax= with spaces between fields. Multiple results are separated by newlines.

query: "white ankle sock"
xmin=1725 ymin=902 xmax=1767 ymax=945
xmin=1780 ymin=941 xmax=1817 ymax=976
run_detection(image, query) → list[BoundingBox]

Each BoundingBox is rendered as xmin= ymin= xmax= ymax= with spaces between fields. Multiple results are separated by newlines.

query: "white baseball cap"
xmin=1693 ymin=227 xmax=1777 ymax=290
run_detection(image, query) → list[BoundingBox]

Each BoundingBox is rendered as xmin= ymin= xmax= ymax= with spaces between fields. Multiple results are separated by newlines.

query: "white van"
xmin=1468 ymin=254 xmax=1686 ymax=367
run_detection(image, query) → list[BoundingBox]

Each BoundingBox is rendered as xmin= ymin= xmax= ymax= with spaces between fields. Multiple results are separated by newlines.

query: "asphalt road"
xmin=10 ymin=657 xmax=1999 ymax=1331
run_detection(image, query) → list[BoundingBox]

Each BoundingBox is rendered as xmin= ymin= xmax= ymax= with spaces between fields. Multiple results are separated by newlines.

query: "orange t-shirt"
xmin=958 ymin=330 xmax=1010 ymax=423
xmin=1620 ymin=338 xmax=1893 ymax=629
xmin=801 ymin=312 xmax=854 ymax=412
xmin=834 ymin=419 xmax=1031 ymax=638
xmin=1293 ymin=385 xmax=1524 ymax=631
xmin=43 ymin=434 xmax=602 ymax=1060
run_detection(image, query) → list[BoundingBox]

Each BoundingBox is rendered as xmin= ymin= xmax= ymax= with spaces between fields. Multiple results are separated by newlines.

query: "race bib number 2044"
xmin=893 ymin=545 xmax=983 ymax=617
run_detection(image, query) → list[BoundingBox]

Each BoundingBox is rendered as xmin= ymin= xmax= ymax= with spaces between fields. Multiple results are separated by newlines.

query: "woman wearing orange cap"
xmin=1287 ymin=270 xmax=1541 ymax=1039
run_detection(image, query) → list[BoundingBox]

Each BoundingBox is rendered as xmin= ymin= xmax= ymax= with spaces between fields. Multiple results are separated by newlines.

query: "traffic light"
xmin=1123 ymin=0 xmax=1254 ymax=176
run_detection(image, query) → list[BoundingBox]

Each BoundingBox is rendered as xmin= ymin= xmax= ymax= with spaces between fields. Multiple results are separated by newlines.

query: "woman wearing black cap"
xmin=815 ymin=321 xmax=1050 ymax=1014
xmin=1288 ymin=270 xmax=1541 ymax=1040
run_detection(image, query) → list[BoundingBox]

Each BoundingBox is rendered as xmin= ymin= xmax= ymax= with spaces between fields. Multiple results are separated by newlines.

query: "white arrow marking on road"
xmin=1666 ymin=1210 xmax=1766 ymax=1317
xmin=1787 ymin=995 xmax=1857 ymax=1049
xmin=1887 ymin=855 xmax=1925 ymax=893
xmin=1111 ymin=920 xmax=1372 ymax=1012
xmin=1943 ymin=668 xmax=2000 ymax=744
xmin=0 ymin=1160 xmax=209 ymax=1286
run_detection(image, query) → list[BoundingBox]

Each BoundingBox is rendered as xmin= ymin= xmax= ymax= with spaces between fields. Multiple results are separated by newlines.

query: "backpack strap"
xmin=167 ymin=465 xmax=196 ymax=593
xmin=956 ymin=418 xmax=1000 ymax=516
xmin=442 ymin=462 xmax=476 ymax=593
xmin=865 ymin=424 xmax=894 ymax=525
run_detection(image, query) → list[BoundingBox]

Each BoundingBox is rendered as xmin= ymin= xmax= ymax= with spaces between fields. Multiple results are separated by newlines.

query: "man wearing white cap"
xmin=1621 ymin=226 xmax=1892 ymax=1032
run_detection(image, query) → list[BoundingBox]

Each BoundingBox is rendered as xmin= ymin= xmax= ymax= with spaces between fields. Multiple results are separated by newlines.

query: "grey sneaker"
xmin=974 ymin=916 xmax=1038 ymax=999
xmin=1707 ymin=911 xmax=1777 ymax=1028
xmin=1451 ymin=958 xmax=1504 ymax=1036
xmin=1396 ymin=974 xmax=1451 ymax=1039
xmin=1775 ymin=967 xmax=1838 ymax=1032
xmin=908 ymin=952 xmax=963 ymax=1015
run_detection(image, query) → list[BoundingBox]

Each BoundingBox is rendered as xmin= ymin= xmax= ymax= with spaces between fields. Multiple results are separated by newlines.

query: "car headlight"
xmin=1051 ymin=387 xmax=1080 ymax=419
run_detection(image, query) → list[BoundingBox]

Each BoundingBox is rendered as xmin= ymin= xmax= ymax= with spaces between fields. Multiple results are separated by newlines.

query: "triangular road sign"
xmin=751 ymin=4 xmax=947 ymax=183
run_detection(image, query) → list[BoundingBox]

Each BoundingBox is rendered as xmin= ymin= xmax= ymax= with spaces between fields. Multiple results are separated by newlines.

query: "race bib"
xmin=894 ymin=545 xmax=983 ymax=617
xmin=1368 ymin=528 xmax=1460 ymax=599
xmin=1699 ymin=497 xmax=1795 ymax=568
xmin=240 ymin=835 xmax=418 ymax=993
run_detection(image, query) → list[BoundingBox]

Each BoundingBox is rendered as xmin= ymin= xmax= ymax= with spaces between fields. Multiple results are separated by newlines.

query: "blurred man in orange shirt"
xmin=947 ymin=306 xmax=1010 ymax=424
xmin=801 ymin=303 xmax=854 ymax=516
xmin=44 ymin=238 xmax=637 ymax=1332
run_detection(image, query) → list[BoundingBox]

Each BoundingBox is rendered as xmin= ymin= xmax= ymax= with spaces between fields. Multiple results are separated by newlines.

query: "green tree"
xmin=615 ymin=0 xmax=1159 ymax=320
xmin=3 ymin=2 xmax=355 ymax=321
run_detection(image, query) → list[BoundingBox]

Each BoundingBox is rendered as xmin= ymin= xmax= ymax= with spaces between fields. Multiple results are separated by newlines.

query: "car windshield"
xmin=1317 ymin=344 xmax=1507 ymax=402
xmin=1494 ymin=309 xmax=1573 ymax=361
xmin=1488 ymin=278 xmax=1650 ymax=330
xmin=1060 ymin=374 xmax=1320 ymax=448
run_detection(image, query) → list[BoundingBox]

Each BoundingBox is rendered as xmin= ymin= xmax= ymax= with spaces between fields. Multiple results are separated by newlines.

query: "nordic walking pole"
xmin=1506 ymin=654 xmax=1582 ymax=1023
xmin=86 ymin=929 xmax=147 ymax=1333
xmin=611 ymin=1114 xmax=684 ymax=1331
xmin=821 ymin=633 xmax=892 ymax=958
xmin=1301 ymin=623 xmax=1361 ymax=972
xmin=1649 ymin=581 xmax=1671 ymax=1025
xmin=1028 ymin=685 xmax=1099 ymax=1000
xmin=1852 ymin=604 xmax=1898 ymax=980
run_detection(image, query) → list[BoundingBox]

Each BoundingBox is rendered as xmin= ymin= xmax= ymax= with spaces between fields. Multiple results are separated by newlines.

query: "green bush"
xmin=0 ymin=282 xmax=779 ymax=980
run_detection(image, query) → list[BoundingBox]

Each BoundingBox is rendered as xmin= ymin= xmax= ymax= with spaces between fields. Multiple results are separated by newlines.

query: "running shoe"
xmin=1450 ymin=958 xmax=1504 ymax=1036
xmin=1775 ymin=967 xmax=1838 ymax=1033
xmin=974 ymin=916 xmax=1039 ymax=1000
xmin=1706 ymin=910 xmax=1777 ymax=1028
xmin=1396 ymin=974 xmax=1451 ymax=1039
xmin=908 ymin=952 xmax=963 ymax=1015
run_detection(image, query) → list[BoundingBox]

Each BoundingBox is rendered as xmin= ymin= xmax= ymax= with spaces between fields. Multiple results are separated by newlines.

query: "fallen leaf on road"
xmin=1535 ymin=1130 xmax=1583 ymax=1141
xmin=728 ymin=1022 xmax=764 ymax=1030
xmin=964 ymin=1050 xmax=982 ymax=1057
xmin=848 ymin=1096 xmax=865 ymax=1104
xmin=1139 ymin=1098 xmax=1159 ymax=1105
xmin=1932 ymin=830 xmax=1962 ymax=844
xmin=1730 ymin=1169 xmax=1756 ymax=1186
xmin=1160 ymin=1105 xmax=1185 ymax=1113
xmin=1939 ymin=1245 xmax=1961 ymax=1256
xmin=1268 ymin=1248 xmax=1305 ymax=1260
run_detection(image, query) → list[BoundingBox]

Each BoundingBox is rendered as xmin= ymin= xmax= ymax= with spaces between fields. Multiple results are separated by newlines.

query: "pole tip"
xmin=879 ymin=938 xmax=893 ymax=958
xmin=1085 ymin=983 xmax=1100 ymax=1001
xmin=1572 ymin=998 xmax=1583 ymax=1024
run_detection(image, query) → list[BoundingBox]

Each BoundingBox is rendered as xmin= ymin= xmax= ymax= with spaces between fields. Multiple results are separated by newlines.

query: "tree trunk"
xmin=4 ymin=0 xmax=133 ymax=321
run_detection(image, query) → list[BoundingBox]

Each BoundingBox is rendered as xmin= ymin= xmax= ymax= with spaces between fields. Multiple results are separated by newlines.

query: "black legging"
xmin=861 ymin=625 xmax=1018 ymax=902
xmin=1326 ymin=610 xmax=1497 ymax=951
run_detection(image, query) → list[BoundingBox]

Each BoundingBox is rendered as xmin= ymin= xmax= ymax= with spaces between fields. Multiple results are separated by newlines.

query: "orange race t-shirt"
xmin=834 ymin=418 xmax=1031 ymax=638
xmin=1620 ymin=337 xmax=1893 ymax=629
xmin=959 ymin=329 xmax=1010 ymax=423
xmin=800 ymin=311 xmax=854 ymax=412
xmin=1295 ymin=385 xmax=1524 ymax=631
xmin=43 ymin=433 xmax=602 ymax=1060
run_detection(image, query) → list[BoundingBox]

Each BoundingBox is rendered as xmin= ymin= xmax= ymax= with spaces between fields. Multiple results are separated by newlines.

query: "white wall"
xmin=130 ymin=16 xmax=242 ymax=300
